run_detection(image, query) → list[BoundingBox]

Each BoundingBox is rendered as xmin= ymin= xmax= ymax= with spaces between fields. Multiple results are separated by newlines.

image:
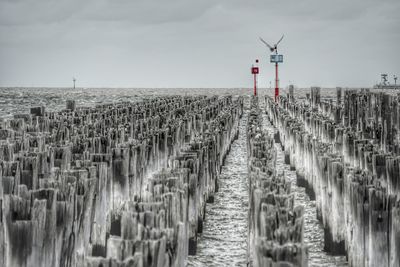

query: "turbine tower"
xmin=259 ymin=35 xmax=284 ymax=102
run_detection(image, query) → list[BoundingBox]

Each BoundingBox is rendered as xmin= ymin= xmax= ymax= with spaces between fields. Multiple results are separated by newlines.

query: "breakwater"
xmin=265 ymin=88 xmax=400 ymax=267
xmin=247 ymin=97 xmax=308 ymax=266
xmin=0 ymin=95 xmax=243 ymax=266
xmin=261 ymin=101 xmax=347 ymax=266
xmin=1 ymin=87 xmax=398 ymax=267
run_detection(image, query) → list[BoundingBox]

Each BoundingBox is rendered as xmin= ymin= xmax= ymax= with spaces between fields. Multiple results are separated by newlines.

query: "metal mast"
xmin=259 ymin=35 xmax=284 ymax=102
xmin=251 ymin=59 xmax=259 ymax=96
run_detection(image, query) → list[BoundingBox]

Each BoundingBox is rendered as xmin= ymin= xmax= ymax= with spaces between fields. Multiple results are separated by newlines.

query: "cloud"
xmin=0 ymin=0 xmax=88 ymax=26
xmin=79 ymin=0 xmax=216 ymax=25
xmin=0 ymin=0 xmax=216 ymax=26
xmin=0 ymin=0 xmax=399 ymax=87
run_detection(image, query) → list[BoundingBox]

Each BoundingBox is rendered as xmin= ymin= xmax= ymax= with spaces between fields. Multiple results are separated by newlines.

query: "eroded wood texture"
xmin=247 ymin=97 xmax=308 ymax=267
xmin=0 ymin=96 xmax=243 ymax=267
xmin=265 ymin=89 xmax=400 ymax=267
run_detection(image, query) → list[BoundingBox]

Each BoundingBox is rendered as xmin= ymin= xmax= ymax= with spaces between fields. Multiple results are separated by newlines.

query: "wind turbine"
xmin=259 ymin=35 xmax=284 ymax=53
xmin=259 ymin=35 xmax=284 ymax=102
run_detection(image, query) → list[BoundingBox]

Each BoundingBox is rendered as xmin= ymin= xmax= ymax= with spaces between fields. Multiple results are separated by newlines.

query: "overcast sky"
xmin=0 ymin=0 xmax=399 ymax=88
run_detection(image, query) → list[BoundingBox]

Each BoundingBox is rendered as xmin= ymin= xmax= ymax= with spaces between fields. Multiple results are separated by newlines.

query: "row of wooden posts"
xmin=266 ymin=88 xmax=400 ymax=267
xmin=246 ymin=96 xmax=308 ymax=266
xmin=0 ymin=96 xmax=243 ymax=266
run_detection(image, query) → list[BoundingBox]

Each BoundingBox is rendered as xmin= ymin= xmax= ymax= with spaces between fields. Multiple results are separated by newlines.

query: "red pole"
xmin=252 ymin=59 xmax=259 ymax=96
xmin=275 ymin=62 xmax=279 ymax=102
xmin=254 ymin=73 xmax=257 ymax=96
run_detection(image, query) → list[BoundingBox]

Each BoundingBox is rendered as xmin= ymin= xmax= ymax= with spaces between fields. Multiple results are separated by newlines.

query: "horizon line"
xmin=0 ymin=86 xmax=374 ymax=89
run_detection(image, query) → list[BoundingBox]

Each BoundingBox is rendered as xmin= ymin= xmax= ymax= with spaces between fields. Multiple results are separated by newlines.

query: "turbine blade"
xmin=276 ymin=34 xmax=284 ymax=45
xmin=259 ymin=37 xmax=273 ymax=50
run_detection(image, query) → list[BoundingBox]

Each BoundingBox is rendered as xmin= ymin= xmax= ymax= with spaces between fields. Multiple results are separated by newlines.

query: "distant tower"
xmin=251 ymin=59 xmax=259 ymax=96
xmin=381 ymin=74 xmax=388 ymax=85
xmin=259 ymin=34 xmax=284 ymax=102
xmin=394 ymin=75 xmax=398 ymax=85
xmin=73 ymin=77 xmax=76 ymax=89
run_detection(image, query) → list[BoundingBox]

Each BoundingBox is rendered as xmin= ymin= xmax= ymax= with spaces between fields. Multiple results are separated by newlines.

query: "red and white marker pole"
xmin=251 ymin=59 xmax=259 ymax=96
xmin=275 ymin=61 xmax=279 ymax=102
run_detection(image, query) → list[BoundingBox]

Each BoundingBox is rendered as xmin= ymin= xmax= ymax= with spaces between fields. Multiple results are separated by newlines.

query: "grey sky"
xmin=0 ymin=0 xmax=399 ymax=88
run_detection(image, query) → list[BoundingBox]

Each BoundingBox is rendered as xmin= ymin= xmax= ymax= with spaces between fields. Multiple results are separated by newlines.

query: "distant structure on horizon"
xmin=259 ymin=34 xmax=284 ymax=102
xmin=374 ymin=73 xmax=399 ymax=89
xmin=73 ymin=77 xmax=76 ymax=89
